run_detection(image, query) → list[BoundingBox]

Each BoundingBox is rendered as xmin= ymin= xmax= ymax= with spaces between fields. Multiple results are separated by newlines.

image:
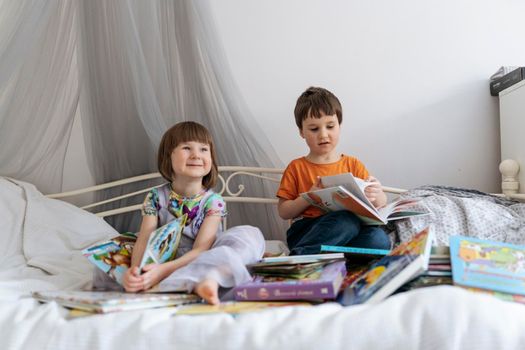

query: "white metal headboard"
xmin=47 ymin=166 xmax=406 ymax=218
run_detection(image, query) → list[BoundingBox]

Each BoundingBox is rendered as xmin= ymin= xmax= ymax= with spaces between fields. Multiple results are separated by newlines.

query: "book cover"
xmin=301 ymin=173 xmax=428 ymax=225
xmin=449 ymin=235 xmax=525 ymax=296
xmin=320 ymin=245 xmax=390 ymax=261
xmin=338 ymin=226 xmax=434 ymax=305
xmin=233 ymin=260 xmax=347 ymax=301
xmin=83 ymin=214 xmax=187 ymax=286
xmin=32 ymin=290 xmax=200 ymax=313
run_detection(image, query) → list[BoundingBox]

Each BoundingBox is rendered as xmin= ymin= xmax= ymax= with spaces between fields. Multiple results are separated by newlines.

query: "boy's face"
xmin=300 ymin=113 xmax=340 ymax=158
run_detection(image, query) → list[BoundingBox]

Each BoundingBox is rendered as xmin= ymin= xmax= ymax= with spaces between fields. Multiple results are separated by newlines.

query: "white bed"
xmin=2 ymin=165 xmax=525 ymax=350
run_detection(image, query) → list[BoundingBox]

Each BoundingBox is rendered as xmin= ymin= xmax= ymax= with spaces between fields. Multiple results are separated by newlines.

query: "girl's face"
xmin=170 ymin=141 xmax=212 ymax=182
xmin=300 ymin=113 xmax=340 ymax=159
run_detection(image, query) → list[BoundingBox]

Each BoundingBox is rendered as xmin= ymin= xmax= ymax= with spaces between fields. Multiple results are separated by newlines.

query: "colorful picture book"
xmin=82 ymin=214 xmax=187 ymax=286
xmin=449 ymin=235 xmax=525 ymax=296
xmin=338 ymin=226 xmax=434 ymax=305
xmin=32 ymin=290 xmax=200 ymax=314
xmin=300 ymin=172 xmax=428 ymax=225
xmin=234 ymin=260 xmax=347 ymax=301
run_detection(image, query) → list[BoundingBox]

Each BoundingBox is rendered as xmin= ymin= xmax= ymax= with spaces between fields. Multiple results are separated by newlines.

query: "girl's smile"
xmin=170 ymin=141 xmax=212 ymax=181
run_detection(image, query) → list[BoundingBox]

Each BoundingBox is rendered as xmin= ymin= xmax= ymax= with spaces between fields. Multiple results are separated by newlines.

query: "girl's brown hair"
xmin=157 ymin=121 xmax=219 ymax=189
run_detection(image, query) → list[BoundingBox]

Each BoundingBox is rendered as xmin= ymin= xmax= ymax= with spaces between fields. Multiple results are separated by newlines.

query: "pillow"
xmin=0 ymin=178 xmax=118 ymax=292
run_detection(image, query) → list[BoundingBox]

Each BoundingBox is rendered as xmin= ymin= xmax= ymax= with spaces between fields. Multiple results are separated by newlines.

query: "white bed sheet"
xmin=1 ymin=177 xmax=525 ymax=350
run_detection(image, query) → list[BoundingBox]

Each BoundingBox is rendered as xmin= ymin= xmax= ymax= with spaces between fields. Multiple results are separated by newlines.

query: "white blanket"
xmin=1 ymin=178 xmax=525 ymax=350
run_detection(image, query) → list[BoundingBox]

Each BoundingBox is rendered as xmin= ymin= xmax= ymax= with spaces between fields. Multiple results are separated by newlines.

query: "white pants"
xmin=158 ymin=225 xmax=265 ymax=292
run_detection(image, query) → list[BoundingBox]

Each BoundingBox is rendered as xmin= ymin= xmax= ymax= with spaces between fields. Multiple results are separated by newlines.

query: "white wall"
xmin=209 ymin=0 xmax=525 ymax=192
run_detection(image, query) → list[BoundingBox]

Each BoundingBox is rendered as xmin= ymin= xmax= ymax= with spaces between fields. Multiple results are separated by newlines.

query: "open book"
xmin=338 ymin=226 xmax=435 ymax=305
xmin=83 ymin=214 xmax=187 ymax=287
xmin=300 ymin=172 xmax=428 ymax=225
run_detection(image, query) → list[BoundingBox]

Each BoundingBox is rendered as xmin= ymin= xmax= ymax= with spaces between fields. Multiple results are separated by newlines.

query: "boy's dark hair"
xmin=157 ymin=121 xmax=219 ymax=189
xmin=294 ymin=86 xmax=342 ymax=129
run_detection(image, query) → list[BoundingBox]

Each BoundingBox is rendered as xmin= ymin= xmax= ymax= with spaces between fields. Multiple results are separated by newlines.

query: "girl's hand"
xmin=123 ymin=266 xmax=143 ymax=292
xmin=364 ymin=176 xmax=385 ymax=206
xmin=140 ymin=263 xmax=168 ymax=290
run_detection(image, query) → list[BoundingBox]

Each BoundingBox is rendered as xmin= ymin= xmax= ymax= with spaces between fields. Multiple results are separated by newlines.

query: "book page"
xmin=377 ymin=197 xmax=429 ymax=221
xmin=320 ymin=173 xmax=373 ymax=208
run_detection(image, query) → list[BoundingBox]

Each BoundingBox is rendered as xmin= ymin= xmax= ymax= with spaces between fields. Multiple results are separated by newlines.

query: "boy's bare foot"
xmin=194 ymin=278 xmax=220 ymax=305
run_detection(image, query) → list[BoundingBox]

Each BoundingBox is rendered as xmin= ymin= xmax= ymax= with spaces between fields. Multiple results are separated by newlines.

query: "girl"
xmin=122 ymin=121 xmax=265 ymax=304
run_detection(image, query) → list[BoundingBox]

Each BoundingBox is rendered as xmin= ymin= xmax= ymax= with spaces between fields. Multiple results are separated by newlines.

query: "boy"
xmin=276 ymin=86 xmax=391 ymax=255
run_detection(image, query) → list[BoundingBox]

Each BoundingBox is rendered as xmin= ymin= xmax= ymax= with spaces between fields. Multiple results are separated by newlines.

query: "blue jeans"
xmin=286 ymin=211 xmax=391 ymax=255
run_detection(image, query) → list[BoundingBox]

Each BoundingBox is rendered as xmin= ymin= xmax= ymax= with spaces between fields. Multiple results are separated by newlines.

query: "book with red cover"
xmin=233 ymin=260 xmax=347 ymax=301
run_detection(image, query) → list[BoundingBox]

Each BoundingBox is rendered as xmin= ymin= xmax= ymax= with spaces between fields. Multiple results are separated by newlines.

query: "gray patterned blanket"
xmin=393 ymin=185 xmax=525 ymax=246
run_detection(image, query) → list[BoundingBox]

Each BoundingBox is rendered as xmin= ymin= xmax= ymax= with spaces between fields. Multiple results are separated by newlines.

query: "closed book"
xmin=32 ymin=290 xmax=200 ymax=314
xmin=449 ymin=235 xmax=525 ymax=296
xmin=320 ymin=245 xmax=390 ymax=261
xmin=233 ymin=260 xmax=347 ymax=301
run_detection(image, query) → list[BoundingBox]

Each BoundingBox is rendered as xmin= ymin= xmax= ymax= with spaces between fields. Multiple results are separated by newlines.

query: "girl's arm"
xmin=122 ymin=215 xmax=158 ymax=292
xmin=139 ymin=215 xmax=222 ymax=290
xmin=130 ymin=215 xmax=158 ymax=267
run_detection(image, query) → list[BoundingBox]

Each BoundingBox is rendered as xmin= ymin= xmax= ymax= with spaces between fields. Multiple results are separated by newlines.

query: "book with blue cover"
xmin=320 ymin=245 xmax=390 ymax=261
xmin=338 ymin=226 xmax=434 ymax=305
xmin=449 ymin=235 xmax=525 ymax=296
xmin=83 ymin=214 xmax=187 ymax=286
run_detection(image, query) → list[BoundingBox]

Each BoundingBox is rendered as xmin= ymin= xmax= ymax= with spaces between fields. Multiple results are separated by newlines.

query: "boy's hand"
xmin=309 ymin=176 xmax=323 ymax=192
xmin=122 ymin=266 xmax=143 ymax=292
xmin=364 ymin=176 xmax=386 ymax=207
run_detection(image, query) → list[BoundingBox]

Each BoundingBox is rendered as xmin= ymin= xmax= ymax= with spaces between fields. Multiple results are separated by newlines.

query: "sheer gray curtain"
xmin=0 ymin=1 xmax=79 ymax=194
xmin=0 ymin=0 xmax=287 ymax=240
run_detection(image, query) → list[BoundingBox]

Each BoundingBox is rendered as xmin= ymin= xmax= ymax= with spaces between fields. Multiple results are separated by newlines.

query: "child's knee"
xmin=221 ymin=225 xmax=265 ymax=256
xmin=369 ymin=230 xmax=392 ymax=250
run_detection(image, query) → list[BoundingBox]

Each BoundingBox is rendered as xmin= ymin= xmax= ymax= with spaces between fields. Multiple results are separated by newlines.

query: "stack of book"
xmin=449 ymin=235 xmax=525 ymax=304
xmin=32 ymin=290 xmax=201 ymax=314
xmin=337 ymin=227 xmax=435 ymax=305
xmin=398 ymin=246 xmax=452 ymax=291
xmin=233 ymin=253 xmax=347 ymax=301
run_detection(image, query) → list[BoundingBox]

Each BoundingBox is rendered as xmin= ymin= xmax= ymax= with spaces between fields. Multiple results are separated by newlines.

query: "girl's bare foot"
xmin=194 ymin=278 xmax=220 ymax=305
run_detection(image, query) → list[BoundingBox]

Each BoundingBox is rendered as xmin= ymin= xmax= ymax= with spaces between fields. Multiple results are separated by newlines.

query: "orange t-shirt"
xmin=276 ymin=155 xmax=369 ymax=218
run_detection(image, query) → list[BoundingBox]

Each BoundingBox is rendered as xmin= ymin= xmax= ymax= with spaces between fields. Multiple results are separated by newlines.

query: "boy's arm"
xmin=277 ymin=176 xmax=323 ymax=220
xmin=277 ymin=197 xmax=311 ymax=220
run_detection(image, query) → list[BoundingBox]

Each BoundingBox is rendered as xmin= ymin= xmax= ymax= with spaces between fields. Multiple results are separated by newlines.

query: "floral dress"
xmin=141 ymin=183 xmax=265 ymax=292
xmin=142 ymin=184 xmax=226 ymax=255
